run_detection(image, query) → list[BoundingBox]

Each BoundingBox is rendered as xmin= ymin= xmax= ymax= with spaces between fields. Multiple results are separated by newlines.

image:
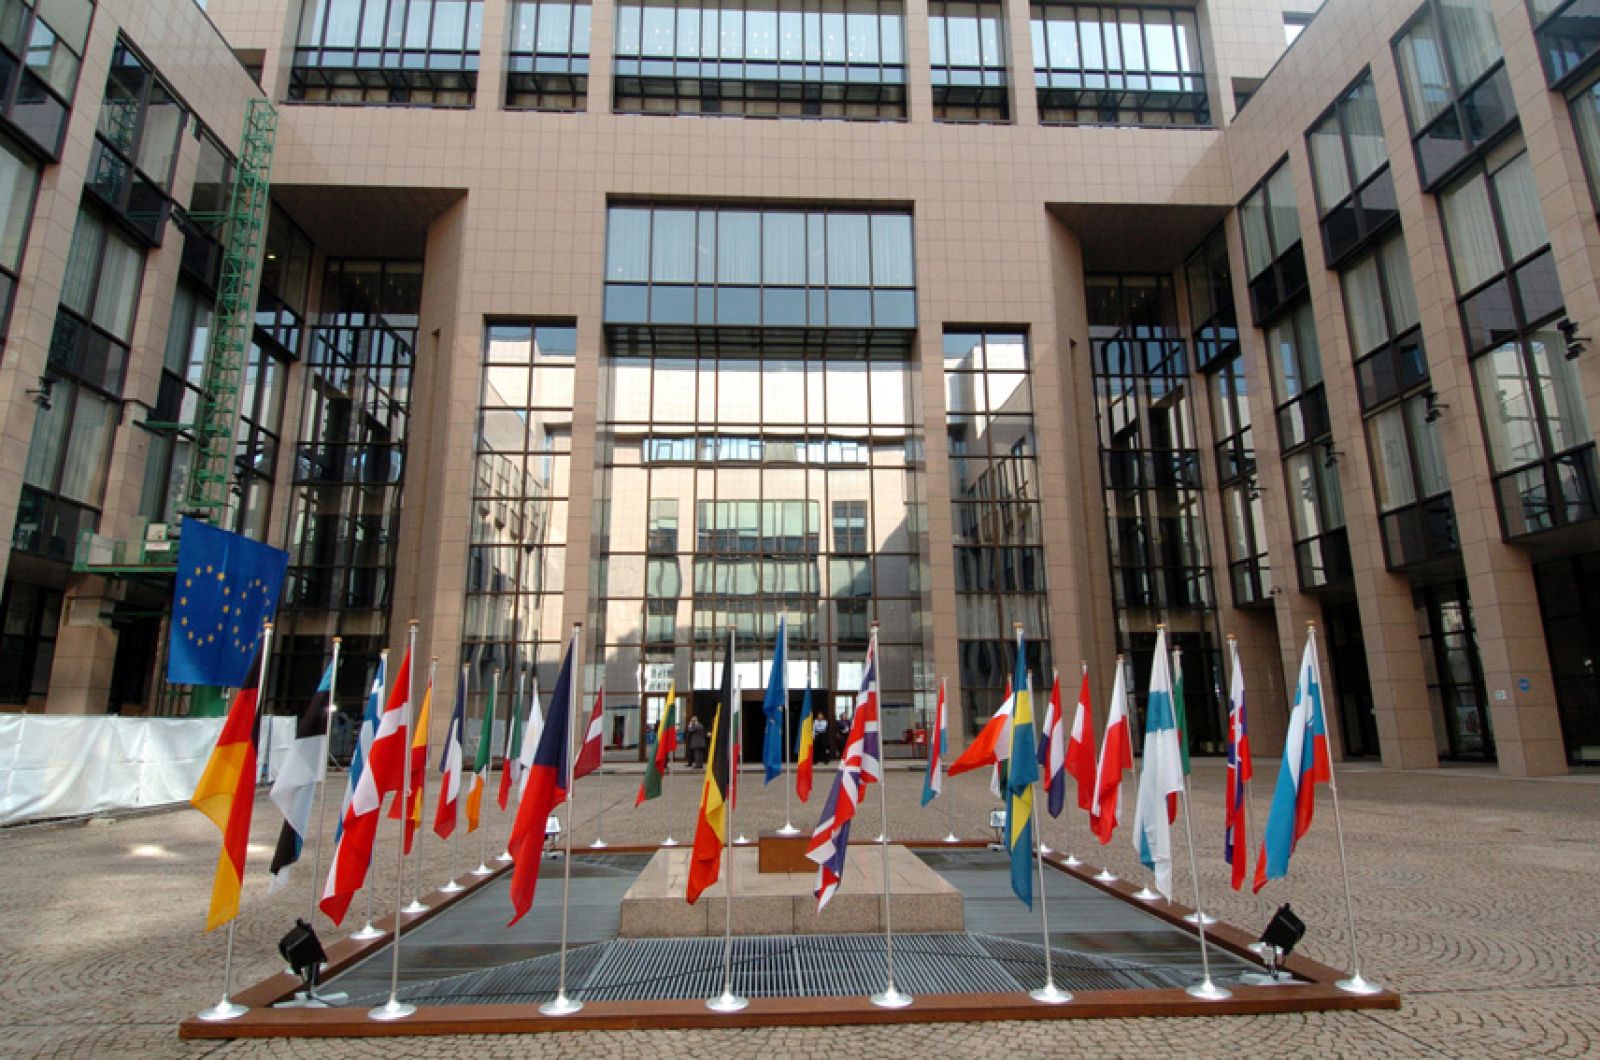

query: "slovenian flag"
xmin=1254 ymin=629 xmax=1332 ymax=892
xmin=508 ymin=631 xmax=577 ymax=925
xmin=1090 ymin=658 xmax=1132 ymax=844
xmin=922 ymin=677 xmax=947 ymax=806
xmin=1132 ymin=627 xmax=1185 ymax=899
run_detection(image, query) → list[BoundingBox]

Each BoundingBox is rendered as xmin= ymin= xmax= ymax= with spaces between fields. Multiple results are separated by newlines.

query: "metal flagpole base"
xmin=401 ymin=898 xmax=429 ymax=915
xmin=776 ymin=822 xmax=801 ymax=836
xmin=1131 ymin=886 xmax=1161 ymax=901
xmin=1336 ymin=973 xmax=1384 ymax=995
xmin=588 ymin=838 xmax=609 ymax=849
xmin=1029 ymin=982 xmax=1073 ymax=1005
xmin=874 ymin=833 xmax=887 ymax=844
xmin=349 ymin=921 xmax=385 ymax=941
xmin=1183 ymin=910 xmax=1218 ymax=925
xmin=870 ymin=987 xmax=913 ymax=1009
xmin=470 ymin=862 xmax=494 ymax=876
xmin=735 ymin=834 xmax=751 ymax=845
xmin=496 ymin=850 xmax=513 ymax=862
xmin=1039 ymin=842 xmax=1053 ymax=856
xmin=367 ymin=998 xmax=417 ymax=1021
xmin=1186 ymin=977 xmax=1232 ymax=1001
xmin=196 ymin=998 xmax=247 ymax=1022
xmin=1061 ymin=852 xmax=1083 ymax=867
xmin=540 ymin=993 xmax=584 ymax=1016
xmin=1248 ymin=941 xmax=1273 ymax=957
xmin=942 ymin=832 xmax=961 ymax=843
xmin=1093 ymin=868 xmax=1118 ymax=882
xmin=661 ymin=835 xmax=679 ymax=847
xmin=1240 ymin=970 xmax=1297 ymax=986
xmin=706 ymin=990 xmax=749 ymax=1013
xmin=440 ymin=879 xmax=466 ymax=894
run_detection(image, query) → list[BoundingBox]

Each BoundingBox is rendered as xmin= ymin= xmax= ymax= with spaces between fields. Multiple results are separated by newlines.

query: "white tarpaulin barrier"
xmin=0 ymin=714 xmax=295 ymax=826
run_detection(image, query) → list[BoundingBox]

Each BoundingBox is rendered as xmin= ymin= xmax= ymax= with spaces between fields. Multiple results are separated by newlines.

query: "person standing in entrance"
xmin=686 ymin=714 xmax=707 ymax=768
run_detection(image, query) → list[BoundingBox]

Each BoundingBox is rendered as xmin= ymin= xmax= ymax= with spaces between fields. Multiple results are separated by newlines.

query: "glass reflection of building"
xmin=596 ymin=203 xmax=928 ymax=758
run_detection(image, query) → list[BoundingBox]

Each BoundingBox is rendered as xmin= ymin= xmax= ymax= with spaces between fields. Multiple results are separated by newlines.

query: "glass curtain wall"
xmin=929 ymin=0 xmax=1008 ymax=122
xmin=291 ymin=0 xmax=484 ymax=105
xmin=1392 ymin=0 xmax=1512 ymax=187
xmin=944 ymin=329 xmax=1051 ymax=734
xmin=0 ymin=0 xmax=92 ymax=158
xmin=506 ymin=0 xmax=591 ymax=110
xmin=275 ymin=260 xmax=417 ymax=713
xmin=463 ymin=322 xmax=574 ymax=707
xmin=1087 ymin=274 xmax=1222 ymax=754
xmin=1030 ymin=2 xmax=1207 ymax=125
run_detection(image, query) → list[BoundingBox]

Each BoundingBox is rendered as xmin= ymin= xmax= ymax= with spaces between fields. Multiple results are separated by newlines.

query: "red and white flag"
xmin=573 ymin=688 xmax=605 ymax=780
xmin=1066 ymin=664 xmax=1097 ymax=813
xmin=514 ymin=681 xmax=544 ymax=800
xmin=1090 ymin=658 xmax=1132 ymax=844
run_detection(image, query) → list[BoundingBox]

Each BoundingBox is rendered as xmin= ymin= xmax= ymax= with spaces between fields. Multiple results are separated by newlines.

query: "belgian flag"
xmin=686 ymin=631 xmax=734 ymax=904
xmin=190 ymin=638 xmax=267 ymax=931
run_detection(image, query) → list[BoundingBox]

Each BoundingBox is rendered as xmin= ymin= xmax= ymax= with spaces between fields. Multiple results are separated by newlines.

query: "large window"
xmin=1344 ymin=232 xmax=1426 ymax=409
xmin=506 ymin=0 xmax=589 ymax=110
xmin=1238 ymin=160 xmax=1307 ymax=323
xmin=611 ymin=0 xmax=907 ymax=119
xmin=1031 ymin=2 xmax=1207 ymax=126
xmin=1184 ymin=225 xmax=1236 ymax=371
xmin=0 ymin=0 xmax=91 ymax=157
xmin=929 ymin=0 xmax=1007 ymax=123
xmin=138 ymin=280 xmax=208 ymax=527
xmin=1209 ymin=356 xmax=1271 ymax=605
xmin=88 ymin=40 xmax=188 ymax=243
xmin=1527 ymin=0 xmax=1600 ymax=88
xmin=291 ymin=0 xmax=483 ymax=106
xmin=1392 ymin=0 xmax=1513 ymax=187
xmin=603 ymin=204 xmax=916 ymax=328
xmin=1307 ymin=73 xmax=1397 ymax=265
xmin=464 ymin=322 xmax=574 ymax=690
xmin=0 ymin=131 xmax=39 ymax=337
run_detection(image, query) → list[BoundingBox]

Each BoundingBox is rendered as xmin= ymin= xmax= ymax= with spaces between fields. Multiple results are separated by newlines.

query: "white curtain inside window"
xmin=1439 ymin=0 xmax=1501 ymax=88
xmin=1473 ymin=343 xmax=1543 ymax=471
xmin=1396 ymin=15 xmax=1450 ymax=129
xmin=1380 ymin=234 xmax=1421 ymax=332
xmin=1440 ymin=172 xmax=1500 ymax=294
xmin=0 ymin=141 xmax=38 ymax=271
xmin=1367 ymin=405 xmax=1415 ymax=511
xmin=1343 ymin=79 xmax=1388 ymax=185
xmin=58 ymin=389 xmax=112 ymax=505
xmin=1341 ymin=251 xmax=1387 ymax=356
xmin=1491 ymin=152 xmax=1549 ymax=265
xmin=1308 ymin=115 xmax=1350 ymax=209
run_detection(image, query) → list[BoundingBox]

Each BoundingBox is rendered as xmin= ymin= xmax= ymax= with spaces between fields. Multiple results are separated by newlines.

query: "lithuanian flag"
xmin=636 ymin=683 xmax=678 ymax=805
xmin=191 ymin=641 xmax=267 ymax=931
xmin=686 ymin=632 xmax=734 ymax=904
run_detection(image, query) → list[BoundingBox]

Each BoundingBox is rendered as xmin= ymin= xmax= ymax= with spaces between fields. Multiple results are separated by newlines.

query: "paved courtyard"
xmin=2 ymin=758 xmax=1597 ymax=1058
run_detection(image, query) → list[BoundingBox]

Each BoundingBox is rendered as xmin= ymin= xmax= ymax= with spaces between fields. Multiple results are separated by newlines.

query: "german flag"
xmin=191 ymin=640 xmax=267 ymax=931
xmin=686 ymin=631 xmax=735 ymax=904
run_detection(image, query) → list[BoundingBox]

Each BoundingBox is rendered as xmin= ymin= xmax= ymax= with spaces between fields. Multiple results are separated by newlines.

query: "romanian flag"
xmin=388 ymin=665 xmax=432 ymax=853
xmin=191 ymin=640 xmax=267 ymax=931
xmin=636 ymin=684 xmax=678 ymax=805
xmin=795 ymin=682 xmax=815 ymax=803
xmin=466 ymin=670 xmax=496 ymax=833
xmin=686 ymin=630 xmax=735 ymax=905
xmin=507 ymin=632 xmax=577 ymax=925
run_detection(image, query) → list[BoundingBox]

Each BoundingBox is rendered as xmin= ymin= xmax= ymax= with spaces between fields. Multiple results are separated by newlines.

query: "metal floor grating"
xmin=340 ymin=932 xmax=1203 ymax=1007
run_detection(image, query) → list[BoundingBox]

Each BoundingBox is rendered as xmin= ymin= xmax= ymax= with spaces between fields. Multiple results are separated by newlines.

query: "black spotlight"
xmin=1260 ymin=903 xmax=1306 ymax=976
xmin=279 ymin=918 xmax=328 ymax=991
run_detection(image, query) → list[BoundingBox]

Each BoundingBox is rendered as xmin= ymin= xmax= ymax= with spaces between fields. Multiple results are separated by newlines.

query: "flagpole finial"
xmin=1156 ymin=622 xmax=1165 ymax=630
xmin=491 ymin=665 xmax=500 ymax=675
xmin=1226 ymin=632 xmax=1235 ymax=643
xmin=1306 ymin=621 xmax=1317 ymax=631
xmin=409 ymin=618 xmax=418 ymax=629
xmin=263 ymin=621 xmax=273 ymax=632
xmin=333 ymin=635 xmax=341 ymax=644
xmin=1173 ymin=645 xmax=1182 ymax=656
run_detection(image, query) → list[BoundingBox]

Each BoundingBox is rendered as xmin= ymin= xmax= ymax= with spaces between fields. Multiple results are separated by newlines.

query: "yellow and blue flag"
xmin=1005 ymin=629 xmax=1039 ymax=907
xmin=167 ymin=519 xmax=288 ymax=687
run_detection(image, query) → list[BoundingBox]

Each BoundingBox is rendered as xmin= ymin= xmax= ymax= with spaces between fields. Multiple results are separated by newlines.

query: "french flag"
xmin=1253 ymin=631 xmax=1332 ymax=892
xmin=434 ymin=665 xmax=468 ymax=840
xmin=1065 ymin=664 xmax=1096 ymax=813
xmin=1090 ymin=659 xmax=1132 ymax=844
xmin=1037 ymin=671 xmax=1066 ymax=817
xmin=508 ymin=631 xmax=577 ymax=925
xmin=1224 ymin=637 xmax=1254 ymax=890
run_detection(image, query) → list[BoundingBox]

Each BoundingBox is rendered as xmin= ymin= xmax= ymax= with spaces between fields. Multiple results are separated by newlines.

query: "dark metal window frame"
xmin=87 ymin=38 xmax=192 ymax=246
xmin=505 ymin=0 xmax=590 ymax=111
xmin=1525 ymin=0 xmax=1600 ymax=90
xmin=290 ymin=0 xmax=483 ymax=107
xmin=929 ymin=0 xmax=1009 ymax=123
xmin=1306 ymin=70 xmax=1400 ymax=268
xmin=1238 ymin=157 xmax=1308 ymax=324
xmin=1183 ymin=222 xmax=1236 ymax=372
xmin=0 ymin=0 xmax=92 ymax=160
xmin=1030 ymin=1 xmax=1209 ymax=127
xmin=1391 ymin=0 xmax=1515 ymax=190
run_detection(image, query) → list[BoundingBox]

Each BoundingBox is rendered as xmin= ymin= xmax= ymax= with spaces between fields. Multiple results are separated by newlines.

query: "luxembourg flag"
xmin=1090 ymin=659 xmax=1132 ymax=844
xmin=434 ymin=665 xmax=468 ymax=840
xmin=1224 ymin=637 xmax=1254 ymax=890
xmin=1037 ymin=670 xmax=1067 ymax=818
xmin=1066 ymin=664 xmax=1097 ymax=813
xmin=1132 ymin=627 xmax=1185 ymax=899
xmin=921 ymin=677 xmax=948 ymax=806
xmin=1254 ymin=629 xmax=1333 ymax=892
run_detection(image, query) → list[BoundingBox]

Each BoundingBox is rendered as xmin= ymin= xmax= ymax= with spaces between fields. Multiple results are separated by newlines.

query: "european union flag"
xmin=167 ymin=519 xmax=289 ymax=687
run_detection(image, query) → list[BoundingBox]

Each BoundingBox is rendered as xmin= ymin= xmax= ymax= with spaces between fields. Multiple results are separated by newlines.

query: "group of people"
xmin=679 ymin=710 xmax=849 ymax=768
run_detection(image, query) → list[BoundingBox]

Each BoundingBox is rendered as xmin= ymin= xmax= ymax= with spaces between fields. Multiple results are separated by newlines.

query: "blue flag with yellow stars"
xmin=167 ymin=519 xmax=289 ymax=687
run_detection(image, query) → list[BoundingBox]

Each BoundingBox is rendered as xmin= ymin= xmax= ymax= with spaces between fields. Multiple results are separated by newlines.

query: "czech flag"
xmin=1254 ymin=630 xmax=1333 ymax=892
xmin=1090 ymin=658 xmax=1133 ymax=844
xmin=507 ymin=632 xmax=577 ymax=925
xmin=191 ymin=638 xmax=267 ymax=931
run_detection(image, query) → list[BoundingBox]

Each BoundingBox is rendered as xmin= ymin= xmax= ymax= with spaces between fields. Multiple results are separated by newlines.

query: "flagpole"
xmin=441 ymin=661 xmax=469 ymax=894
xmin=402 ymin=657 xmax=436 ymax=914
xmin=778 ymin=618 xmax=798 ymax=835
xmin=350 ymin=649 xmax=387 ymax=942
xmin=589 ymin=689 xmax=609 ymax=849
xmin=369 ymin=621 xmax=419 ymax=1021
xmin=1028 ymin=664 xmax=1071 ymax=1004
xmin=1036 ymin=667 xmax=1053 ymax=858
xmin=1178 ymin=776 xmax=1229 ymax=999
xmin=709 ymin=627 xmax=748 ymax=1013
xmin=662 ymin=683 xmax=679 ymax=846
xmin=1058 ymin=666 xmax=1082 ymax=867
xmin=1173 ymin=647 xmax=1215 ymax=927
xmin=1308 ymin=624 xmax=1383 ymax=996
xmin=307 ymin=637 xmax=341 ymax=927
xmin=1125 ymin=652 xmax=1160 ymax=902
xmin=499 ymin=670 xmax=526 ymax=863
xmin=938 ymin=676 xmax=959 ymax=843
xmin=197 ymin=621 xmax=274 ymax=1023
xmin=541 ymin=624 xmax=585 ymax=1016
xmin=867 ymin=623 xmax=912 ymax=1009
xmin=473 ymin=667 xmax=499 ymax=876
xmin=1228 ymin=634 xmax=1268 ymax=954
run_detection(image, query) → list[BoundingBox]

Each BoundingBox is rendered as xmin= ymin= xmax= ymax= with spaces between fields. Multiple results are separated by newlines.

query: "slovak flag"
xmin=1037 ymin=671 xmax=1067 ymax=818
xmin=1066 ymin=664 xmax=1097 ymax=813
xmin=434 ymin=665 xmax=468 ymax=840
xmin=508 ymin=631 xmax=577 ymax=925
xmin=1254 ymin=629 xmax=1333 ymax=892
xmin=1224 ymin=637 xmax=1254 ymax=890
xmin=320 ymin=654 xmax=386 ymax=925
xmin=806 ymin=628 xmax=882 ymax=910
xmin=1090 ymin=658 xmax=1133 ymax=844
xmin=922 ymin=677 xmax=948 ymax=806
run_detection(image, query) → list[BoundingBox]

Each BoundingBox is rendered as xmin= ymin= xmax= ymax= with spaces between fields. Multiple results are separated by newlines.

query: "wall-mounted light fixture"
xmin=24 ymin=377 xmax=52 ymax=411
xmin=1558 ymin=318 xmax=1590 ymax=361
xmin=1423 ymin=387 xmax=1449 ymax=424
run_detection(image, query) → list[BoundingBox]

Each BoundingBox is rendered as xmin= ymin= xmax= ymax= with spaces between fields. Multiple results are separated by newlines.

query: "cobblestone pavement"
xmin=2 ymin=759 xmax=1598 ymax=1058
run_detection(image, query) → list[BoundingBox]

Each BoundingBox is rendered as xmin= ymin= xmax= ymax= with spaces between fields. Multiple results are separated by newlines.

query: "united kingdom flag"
xmin=805 ymin=629 xmax=882 ymax=910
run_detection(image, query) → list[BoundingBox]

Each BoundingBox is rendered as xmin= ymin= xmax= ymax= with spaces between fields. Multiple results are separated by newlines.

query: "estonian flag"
xmin=268 ymin=655 xmax=333 ymax=893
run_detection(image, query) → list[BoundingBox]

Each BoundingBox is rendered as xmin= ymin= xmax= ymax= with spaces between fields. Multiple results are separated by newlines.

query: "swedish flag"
xmin=167 ymin=519 xmax=289 ymax=687
xmin=1005 ymin=629 xmax=1039 ymax=907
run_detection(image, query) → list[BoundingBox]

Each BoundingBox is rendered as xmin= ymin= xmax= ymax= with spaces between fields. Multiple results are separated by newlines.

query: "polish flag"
xmin=1066 ymin=664 xmax=1097 ymax=813
xmin=1090 ymin=658 xmax=1132 ymax=844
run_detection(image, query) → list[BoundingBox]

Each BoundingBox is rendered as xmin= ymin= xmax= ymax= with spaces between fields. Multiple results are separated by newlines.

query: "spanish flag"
xmin=191 ymin=642 xmax=267 ymax=931
xmin=795 ymin=683 xmax=814 ymax=803
xmin=686 ymin=630 xmax=735 ymax=904
xmin=388 ymin=667 xmax=432 ymax=853
xmin=636 ymin=683 xmax=678 ymax=805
